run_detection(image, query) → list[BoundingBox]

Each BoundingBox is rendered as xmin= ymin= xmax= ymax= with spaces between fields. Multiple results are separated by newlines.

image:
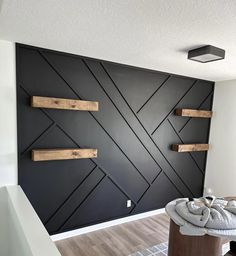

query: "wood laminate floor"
xmin=56 ymin=213 xmax=170 ymax=256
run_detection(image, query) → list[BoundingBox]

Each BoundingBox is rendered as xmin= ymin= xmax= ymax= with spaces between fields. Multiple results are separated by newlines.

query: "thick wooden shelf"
xmin=171 ymin=144 xmax=209 ymax=152
xmin=32 ymin=148 xmax=97 ymax=161
xmin=175 ymin=109 xmax=212 ymax=118
xmin=31 ymin=96 xmax=99 ymax=111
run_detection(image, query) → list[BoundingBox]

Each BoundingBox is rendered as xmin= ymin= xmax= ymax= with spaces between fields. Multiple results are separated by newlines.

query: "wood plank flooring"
xmin=56 ymin=213 xmax=170 ymax=256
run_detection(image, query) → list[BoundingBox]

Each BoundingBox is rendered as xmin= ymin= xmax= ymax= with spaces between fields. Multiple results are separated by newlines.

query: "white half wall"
xmin=0 ymin=40 xmax=17 ymax=186
xmin=205 ymin=79 xmax=236 ymax=197
xmin=0 ymin=185 xmax=61 ymax=256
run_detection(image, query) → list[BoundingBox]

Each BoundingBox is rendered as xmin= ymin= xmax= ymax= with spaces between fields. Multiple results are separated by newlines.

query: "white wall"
xmin=0 ymin=40 xmax=17 ymax=186
xmin=0 ymin=186 xmax=61 ymax=256
xmin=205 ymin=79 xmax=236 ymax=197
xmin=0 ymin=187 xmax=8 ymax=255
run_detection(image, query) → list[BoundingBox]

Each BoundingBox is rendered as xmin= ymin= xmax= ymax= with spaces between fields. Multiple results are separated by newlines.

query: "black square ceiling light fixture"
xmin=188 ymin=45 xmax=225 ymax=63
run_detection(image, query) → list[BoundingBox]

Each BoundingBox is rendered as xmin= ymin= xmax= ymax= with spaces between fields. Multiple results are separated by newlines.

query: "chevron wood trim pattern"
xmin=32 ymin=148 xmax=98 ymax=161
xmin=17 ymin=44 xmax=214 ymax=235
xmin=31 ymin=96 xmax=99 ymax=111
xmin=175 ymin=108 xmax=213 ymax=118
xmin=171 ymin=144 xmax=209 ymax=152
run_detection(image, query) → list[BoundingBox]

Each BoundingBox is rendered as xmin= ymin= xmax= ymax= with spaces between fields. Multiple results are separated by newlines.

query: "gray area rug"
xmin=129 ymin=242 xmax=168 ymax=256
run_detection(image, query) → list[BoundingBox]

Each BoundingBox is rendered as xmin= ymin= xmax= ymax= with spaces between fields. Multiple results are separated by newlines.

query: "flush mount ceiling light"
xmin=188 ymin=45 xmax=225 ymax=63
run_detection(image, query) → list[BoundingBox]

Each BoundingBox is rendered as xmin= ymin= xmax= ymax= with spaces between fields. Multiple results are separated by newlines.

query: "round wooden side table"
xmin=168 ymin=219 xmax=222 ymax=256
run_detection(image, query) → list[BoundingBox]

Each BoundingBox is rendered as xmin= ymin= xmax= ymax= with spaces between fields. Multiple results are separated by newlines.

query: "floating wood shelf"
xmin=171 ymin=144 xmax=209 ymax=152
xmin=32 ymin=148 xmax=97 ymax=161
xmin=31 ymin=96 xmax=99 ymax=111
xmin=175 ymin=109 xmax=212 ymax=118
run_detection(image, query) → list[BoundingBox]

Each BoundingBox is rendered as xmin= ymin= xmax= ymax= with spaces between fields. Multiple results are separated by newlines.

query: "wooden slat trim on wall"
xmin=17 ymin=44 xmax=214 ymax=235
xmin=175 ymin=109 xmax=213 ymax=118
xmin=171 ymin=144 xmax=209 ymax=152
xmin=32 ymin=149 xmax=98 ymax=161
xmin=31 ymin=96 xmax=99 ymax=111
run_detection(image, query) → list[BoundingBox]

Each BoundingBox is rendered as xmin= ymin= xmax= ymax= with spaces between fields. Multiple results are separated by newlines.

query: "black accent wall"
xmin=17 ymin=44 xmax=214 ymax=235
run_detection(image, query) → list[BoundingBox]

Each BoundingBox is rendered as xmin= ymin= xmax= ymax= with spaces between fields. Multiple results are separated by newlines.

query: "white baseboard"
xmin=51 ymin=208 xmax=165 ymax=241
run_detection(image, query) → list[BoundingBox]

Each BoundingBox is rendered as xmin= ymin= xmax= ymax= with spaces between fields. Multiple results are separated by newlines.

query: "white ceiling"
xmin=0 ymin=0 xmax=236 ymax=82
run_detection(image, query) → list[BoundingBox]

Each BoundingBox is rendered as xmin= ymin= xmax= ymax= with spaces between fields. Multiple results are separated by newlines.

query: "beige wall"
xmin=0 ymin=40 xmax=17 ymax=186
xmin=205 ymin=79 xmax=236 ymax=197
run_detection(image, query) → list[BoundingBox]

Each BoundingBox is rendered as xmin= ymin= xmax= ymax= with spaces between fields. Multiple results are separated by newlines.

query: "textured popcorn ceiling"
xmin=0 ymin=0 xmax=236 ymax=81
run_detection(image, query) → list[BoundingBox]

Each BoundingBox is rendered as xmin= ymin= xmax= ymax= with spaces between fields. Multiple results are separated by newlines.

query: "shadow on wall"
xmin=178 ymin=44 xmax=206 ymax=53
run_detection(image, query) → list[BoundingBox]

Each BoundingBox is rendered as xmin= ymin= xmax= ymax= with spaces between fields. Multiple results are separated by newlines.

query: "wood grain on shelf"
xmin=32 ymin=148 xmax=97 ymax=161
xmin=175 ymin=109 xmax=212 ymax=118
xmin=171 ymin=144 xmax=209 ymax=152
xmin=31 ymin=96 xmax=99 ymax=111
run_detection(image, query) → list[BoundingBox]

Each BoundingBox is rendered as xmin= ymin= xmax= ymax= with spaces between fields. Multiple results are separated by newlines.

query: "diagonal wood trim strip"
xmin=31 ymin=96 xmax=99 ymax=111
xmin=32 ymin=148 xmax=98 ymax=161
xmin=175 ymin=108 xmax=213 ymax=118
xmin=171 ymin=144 xmax=209 ymax=152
